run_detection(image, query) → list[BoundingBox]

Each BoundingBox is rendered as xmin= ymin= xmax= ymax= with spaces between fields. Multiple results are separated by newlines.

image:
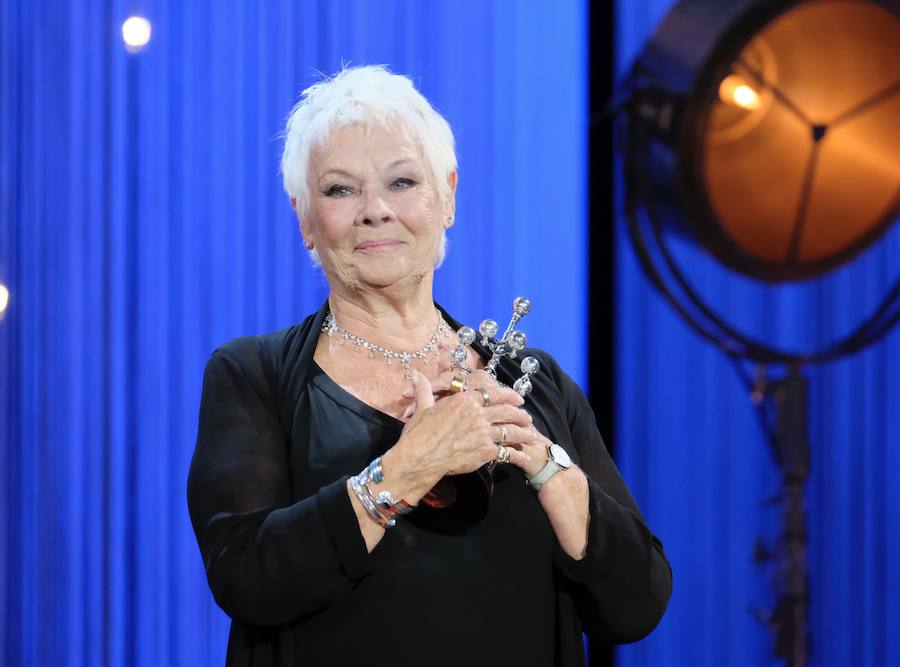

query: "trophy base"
xmin=405 ymin=463 xmax=497 ymax=534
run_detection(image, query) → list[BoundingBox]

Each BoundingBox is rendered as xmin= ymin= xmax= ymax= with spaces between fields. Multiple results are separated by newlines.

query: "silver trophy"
xmin=415 ymin=298 xmax=541 ymax=526
xmin=450 ymin=296 xmax=540 ymax=396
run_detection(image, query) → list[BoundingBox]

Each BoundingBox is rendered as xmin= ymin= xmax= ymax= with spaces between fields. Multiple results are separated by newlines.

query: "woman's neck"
xmin=326 ymin=275 xmax=440 ymax=351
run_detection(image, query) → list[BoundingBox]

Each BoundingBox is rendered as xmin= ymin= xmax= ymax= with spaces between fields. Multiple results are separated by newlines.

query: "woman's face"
xmin=301 ymin=122 xmax=455 ymax=292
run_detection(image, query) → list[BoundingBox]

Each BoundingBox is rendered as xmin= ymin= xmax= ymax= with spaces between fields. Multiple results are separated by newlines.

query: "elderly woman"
xmin=188 ymin=65 xmax=671 ymax=666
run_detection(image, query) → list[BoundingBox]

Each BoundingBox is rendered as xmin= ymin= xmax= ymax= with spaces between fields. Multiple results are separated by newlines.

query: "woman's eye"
xmin=391 ymin=178 xmax=416 ymax=190
xmin=323 ymin=184 xmax=352 ymax=197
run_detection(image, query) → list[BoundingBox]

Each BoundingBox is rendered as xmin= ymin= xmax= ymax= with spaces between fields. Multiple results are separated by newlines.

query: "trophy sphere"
xmin=513 ymin=297 xmax=532 ymax=316
xmin=520 ymin=356 xmax=540 ymax=374
xmin=513 ymin=376 xmax=533 ymax=396
xmin=509 ymin=330 xmax=527 ymax=350
xmin=457 ymin=326 xmax=477 ymax=345
xmin=479 ymin=319 xmax=499 ymax=338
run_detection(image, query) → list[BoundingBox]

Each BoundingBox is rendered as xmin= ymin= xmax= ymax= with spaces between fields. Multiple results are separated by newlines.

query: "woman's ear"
xmin=292 ymin=196 xmax=313 ymax=246
xmin=445 ymin=171 xmax=458 ymax=228
xmin=300 ymin=221 xmax=313 ymax=248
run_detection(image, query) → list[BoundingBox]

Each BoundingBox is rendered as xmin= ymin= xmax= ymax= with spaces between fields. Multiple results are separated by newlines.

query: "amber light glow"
xmin=719 ymin=74 xmax=762 ymax=110
xmin=701 ymin=0 xmax=900 ymax=277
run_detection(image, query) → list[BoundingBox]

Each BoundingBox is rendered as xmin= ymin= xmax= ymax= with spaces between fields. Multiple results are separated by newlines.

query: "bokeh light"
xmin=122 ymin=16 xmax=151 ymax=52
xmin=0 ymin=283 xmax=9 ymax=317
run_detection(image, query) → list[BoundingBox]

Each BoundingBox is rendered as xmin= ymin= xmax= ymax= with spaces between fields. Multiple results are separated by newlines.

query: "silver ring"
xmin=476 ymin=387 xmax=490 ymax=407
xmin=496 ymin=424 xmax=508 ymax=443
xmin=496 ymin=445 xmax=510 ymax=464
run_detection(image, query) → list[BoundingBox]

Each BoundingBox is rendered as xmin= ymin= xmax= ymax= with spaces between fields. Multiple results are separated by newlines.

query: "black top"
xmin=187 ymin=303 xmax=672 ymax=666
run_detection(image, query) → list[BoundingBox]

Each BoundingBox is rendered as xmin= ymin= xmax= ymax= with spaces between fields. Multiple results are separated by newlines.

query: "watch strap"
xmin=527 ymin=459 xmax=562 ymax=492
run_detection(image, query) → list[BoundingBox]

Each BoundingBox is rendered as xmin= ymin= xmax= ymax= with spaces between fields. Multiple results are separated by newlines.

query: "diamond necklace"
xmin=322 ymin=309 xmax=451 ymax=378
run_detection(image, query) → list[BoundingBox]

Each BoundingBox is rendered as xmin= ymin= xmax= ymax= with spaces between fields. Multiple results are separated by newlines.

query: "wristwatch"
xmin=526 ymin=443 xmax=572 ymax=492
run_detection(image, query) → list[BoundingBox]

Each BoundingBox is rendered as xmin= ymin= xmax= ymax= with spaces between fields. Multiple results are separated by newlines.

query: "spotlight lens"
xmin=702 ymin=0 xmax=900 ymax=276
xmin=719 ymin=74 xmax=762 ymax=110
xmin=0 ymin=284 xmax=9 ymax=315
xmin=122 ymin=16 xmax=151 ymax=51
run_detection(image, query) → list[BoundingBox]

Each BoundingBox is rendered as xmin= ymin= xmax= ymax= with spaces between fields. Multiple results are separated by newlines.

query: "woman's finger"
xmin=483 ymin=403 xmax=532 ymax=426
xmin=464 ymin=386 xmax=524 ymax=410
xmin=426 ymin=369 xmax=456 ymax=392
xmin=430 ymin=368 xmax=499 ymax=395
xmin=401 ymin=368 xmax=491 ymax=398
xmin=494 ymin=423 xmax=545 ymax=448
xmin=428 ymin=376 xmax=453 ymax=394
xmin=411 ymin=369 xmax=435 ymax=410
xmin=495 ymin=446 xmax=531 ymax=469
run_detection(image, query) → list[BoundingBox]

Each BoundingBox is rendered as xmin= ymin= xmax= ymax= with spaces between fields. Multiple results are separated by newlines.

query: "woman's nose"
xmin=356 ymin=189 xmax=393 ymax=226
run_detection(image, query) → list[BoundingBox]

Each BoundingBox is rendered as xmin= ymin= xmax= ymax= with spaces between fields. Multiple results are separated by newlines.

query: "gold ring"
xmin=449 ymin=376 xmax=468 ymax=394
xmin=496 ymin=445 xmax=510 ymax=464
xmin=496 ymin=424 xmax=508 ymax=443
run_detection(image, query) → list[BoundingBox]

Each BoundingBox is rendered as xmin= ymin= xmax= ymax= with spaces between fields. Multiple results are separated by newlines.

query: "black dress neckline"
xmin=308 ymin=359 xmax=405 ymax=427
xmin=307 ymin=302 xmax=493 ymax=426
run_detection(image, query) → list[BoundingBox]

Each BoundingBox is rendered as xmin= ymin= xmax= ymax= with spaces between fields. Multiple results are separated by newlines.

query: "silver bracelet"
xmin=373 ymin=488 xmax=415 ymax=517
xmin=350 ymin=458 xmax=417 ymax=528
xmin=349 ymin=473 xmax=395 ymax=527
xmin=367 ymin=457 xmax=384 ymax=484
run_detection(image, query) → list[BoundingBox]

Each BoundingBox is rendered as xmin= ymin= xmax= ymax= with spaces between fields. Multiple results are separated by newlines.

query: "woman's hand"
xmin=490 ymin=423 xmax=553 ymax=479
xmin=403 ymin=368 xmax=552 ymax=478
xmin=381 ymin=370 xmax=533 ymax=504
xmin=490 ymin=417 xmax=591 ymax=560
xmin=400 ymin=368 xmax=499 ymax=419
xmin=384 ymin=370 xmax=590 ymax=561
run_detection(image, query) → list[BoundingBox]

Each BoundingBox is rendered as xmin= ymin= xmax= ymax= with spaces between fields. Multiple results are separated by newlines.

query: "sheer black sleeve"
xmin=187 ymin=338 xmax=372 ymax=627
xmin=542 ymin=354 xmax=673 ymax=643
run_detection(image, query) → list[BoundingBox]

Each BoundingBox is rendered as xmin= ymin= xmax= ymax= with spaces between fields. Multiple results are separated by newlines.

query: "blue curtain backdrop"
xmin=0 ymin=1 xmax=586 ymax=665
xmin=615 ymin=2 xmax=900 ymax=667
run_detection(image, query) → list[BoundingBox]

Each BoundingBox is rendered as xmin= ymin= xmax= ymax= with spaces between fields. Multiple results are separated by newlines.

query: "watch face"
xmin=549 ymin=443 xmax=572 ymax=468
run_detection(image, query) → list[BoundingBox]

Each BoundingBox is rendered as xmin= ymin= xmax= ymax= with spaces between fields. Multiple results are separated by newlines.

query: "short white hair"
xmin=281 ymin=65 xmax=458 ymax=266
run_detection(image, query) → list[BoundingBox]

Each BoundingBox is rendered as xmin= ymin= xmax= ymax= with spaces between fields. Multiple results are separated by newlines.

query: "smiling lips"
xmin=354 ymin=239 xmax=405 ymax=253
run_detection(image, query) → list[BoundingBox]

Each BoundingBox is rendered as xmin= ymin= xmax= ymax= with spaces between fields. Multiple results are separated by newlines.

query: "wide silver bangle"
xmin=367 ymin=457 xmax=384 ymax=484
xmin=373 ymin=488 xmax=415 ymax=518
xmin=350 ymin=458 xmax=417 ymax=528
xmin=349 ymin=474 xmax=394 ymax=527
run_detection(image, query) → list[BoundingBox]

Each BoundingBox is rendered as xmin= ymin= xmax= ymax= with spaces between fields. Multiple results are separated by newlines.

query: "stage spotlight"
xmin=619 ymin=2 xmax=900 ymax=665
xmin=628 ymin=0 xmax=900 ymax=283
xmin=122 ymin=16 xmax=151 ymax=53
xmin=0 ymin=284 xmax=8 ymax=317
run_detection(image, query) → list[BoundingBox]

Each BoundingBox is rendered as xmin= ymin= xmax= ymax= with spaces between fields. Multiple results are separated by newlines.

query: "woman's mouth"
xmin=354 ymin=239 xmax=405 ymax=253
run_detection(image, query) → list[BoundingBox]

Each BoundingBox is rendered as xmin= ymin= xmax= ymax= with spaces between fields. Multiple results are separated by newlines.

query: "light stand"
xmin=616 ymin=1 xmax=900 ymax=664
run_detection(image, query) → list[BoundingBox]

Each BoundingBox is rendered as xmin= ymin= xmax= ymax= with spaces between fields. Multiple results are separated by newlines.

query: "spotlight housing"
xmin=628 ymin=0 xmax=900 ymax=282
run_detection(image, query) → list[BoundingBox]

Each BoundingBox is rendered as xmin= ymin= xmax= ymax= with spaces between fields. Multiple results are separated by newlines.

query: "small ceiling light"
xmin=0 ymin=284 xmax=9 ymax=317
xmin=122 ymin=16 xmax=151 ymax=53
